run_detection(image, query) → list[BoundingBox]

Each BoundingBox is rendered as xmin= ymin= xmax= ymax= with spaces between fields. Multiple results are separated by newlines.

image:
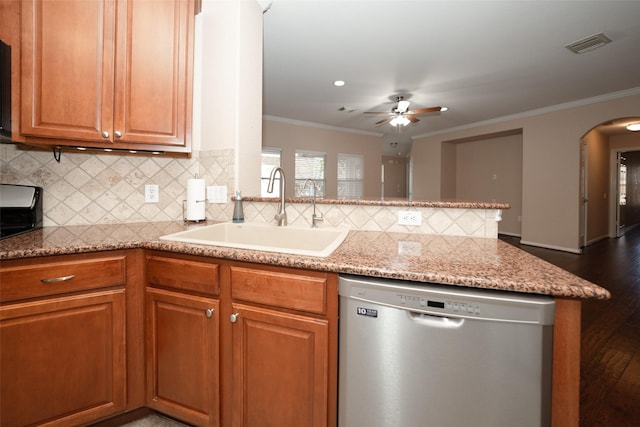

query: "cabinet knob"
xmin=101 ymin=131 xmax=109 ymax=138
xmin=230 ymin=312 xmax=240 ymax=323
xmin=205 ymin=308 xmax=215 ymax=318
xmin=114 ymin=131 xmax=122 ymax=138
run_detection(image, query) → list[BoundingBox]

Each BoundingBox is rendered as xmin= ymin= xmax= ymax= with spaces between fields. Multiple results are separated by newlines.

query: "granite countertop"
xmin=238 ymin=196 xmax=510 ymax=210
xmin=0 ymin=221 xmax=610 ymax=300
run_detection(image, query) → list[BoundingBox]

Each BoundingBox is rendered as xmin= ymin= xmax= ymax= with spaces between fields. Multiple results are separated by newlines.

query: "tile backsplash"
xmin=1 ymin=142 xmax=499 ymax=238
xmin=1 ymin=143 xmax=235 ymax=226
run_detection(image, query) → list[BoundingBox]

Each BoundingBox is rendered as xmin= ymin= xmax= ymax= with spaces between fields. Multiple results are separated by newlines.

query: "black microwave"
xmin=0 ymin=184 xmax=43 ymax=238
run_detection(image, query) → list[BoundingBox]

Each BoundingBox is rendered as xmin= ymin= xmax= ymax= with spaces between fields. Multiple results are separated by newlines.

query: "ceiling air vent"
xmin=565 ymin=32 xmax=612 ymax=54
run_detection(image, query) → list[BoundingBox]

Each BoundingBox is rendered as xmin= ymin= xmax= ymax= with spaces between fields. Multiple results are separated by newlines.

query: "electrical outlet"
xmin=398 ymin=210 xmax=422 ymax=226
xmin=145 ymin=184 xmax=159 ymax=203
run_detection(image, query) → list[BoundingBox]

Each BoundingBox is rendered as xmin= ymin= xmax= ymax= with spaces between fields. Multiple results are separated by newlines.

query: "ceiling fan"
xmin=365 ymin=96 xmax=446 ymax=127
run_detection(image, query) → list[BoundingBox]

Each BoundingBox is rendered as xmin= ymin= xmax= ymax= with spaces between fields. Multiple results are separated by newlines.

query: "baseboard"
xmin=586 ymin=235 xmax=609 ymax=246
xmin=498 ymin=231 xmax=521 ymax=238
xmin=519 ymin=240 xmax=582 ymax=254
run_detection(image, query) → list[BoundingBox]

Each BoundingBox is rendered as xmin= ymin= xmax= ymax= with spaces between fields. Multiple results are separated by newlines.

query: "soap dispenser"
xmin=232 ymin=191 xmax=244 ymax=223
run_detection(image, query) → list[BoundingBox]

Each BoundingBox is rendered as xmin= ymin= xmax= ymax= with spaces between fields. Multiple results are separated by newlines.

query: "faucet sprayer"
xmin=303 ymin=179 xmax=324 ymax=228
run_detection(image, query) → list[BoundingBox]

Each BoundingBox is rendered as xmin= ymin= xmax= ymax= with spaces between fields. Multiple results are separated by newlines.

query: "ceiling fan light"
xmin=626 ymin=123 xmax=640 ymax=131
xmin=390 ymin=116 xmax=410 ymax=127
xmin=440 ymin=107 xmax=448 ymax=112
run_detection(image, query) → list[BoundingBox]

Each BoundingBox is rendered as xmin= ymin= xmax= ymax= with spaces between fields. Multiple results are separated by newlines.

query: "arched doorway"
xmin=580 ymin=117 xmax=640 ymax=247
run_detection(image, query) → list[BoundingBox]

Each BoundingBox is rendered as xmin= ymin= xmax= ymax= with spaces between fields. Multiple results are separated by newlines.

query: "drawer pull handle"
xmin=41 ymin=275 xmax=76 ymax=283
xmin=230 ymin=312 xmax=240 ymax=323
xmin=205 ymin=308 xmax=215 ymax=318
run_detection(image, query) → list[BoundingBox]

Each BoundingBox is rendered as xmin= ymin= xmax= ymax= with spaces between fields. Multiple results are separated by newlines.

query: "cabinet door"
xmin=0 ymin=289 xmax=126 ymax=427
xmin=20 ymin=0 xmax=116 ymax=142
xmin=146 ymin=287 xmax=220 ymax=427
xmin=113 ymin=0 xmax=194 ymax=148
xmin=230 ymin=303 xmax=329 ymax=427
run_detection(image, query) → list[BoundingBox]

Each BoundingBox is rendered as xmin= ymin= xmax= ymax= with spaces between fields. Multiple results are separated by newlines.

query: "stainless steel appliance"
xmin=338 ymin=274 xmax=555 ymax=427
xmin=0 ymin=184 xmax=43 ymax=238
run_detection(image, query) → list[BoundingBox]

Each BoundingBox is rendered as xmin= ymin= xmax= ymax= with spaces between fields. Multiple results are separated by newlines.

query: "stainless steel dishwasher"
xmin=338 ymin=274 xmax=555 ymax=427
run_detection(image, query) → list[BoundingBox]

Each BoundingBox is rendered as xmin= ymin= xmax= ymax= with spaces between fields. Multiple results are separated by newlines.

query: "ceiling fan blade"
xmin=406 ymin=106 xmax=442 ymax=115
xmin=375 ymin=116 xmax=393 ymax=125
xmin=406 ymin=115 xmax=420 ymax=123
xmin=364 ymin=111 xmax=391 ymax=115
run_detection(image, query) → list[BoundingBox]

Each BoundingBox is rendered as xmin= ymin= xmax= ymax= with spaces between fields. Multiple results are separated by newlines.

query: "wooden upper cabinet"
xmin=113 ymin=0 xmax=193 ymax=148
xmin=20 ymin=0 xmax=194 ymax=153
xmin=20 ymin=0 xmax=115 ymax=142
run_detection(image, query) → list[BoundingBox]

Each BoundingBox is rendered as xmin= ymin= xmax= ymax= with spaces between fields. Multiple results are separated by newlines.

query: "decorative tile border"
xmin=1 ymin=143 xmax=499 ymax=237
xmin=241 ymin=201 xmax=499 ymax=238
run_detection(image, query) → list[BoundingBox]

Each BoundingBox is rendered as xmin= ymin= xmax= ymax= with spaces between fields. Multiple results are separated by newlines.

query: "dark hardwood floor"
xmin=501 ymin=229 xmax=640 ymax=427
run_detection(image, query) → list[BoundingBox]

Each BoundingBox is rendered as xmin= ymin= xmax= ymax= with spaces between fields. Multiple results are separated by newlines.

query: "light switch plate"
xmin=207 ymin=185 xmax=228 ymax=203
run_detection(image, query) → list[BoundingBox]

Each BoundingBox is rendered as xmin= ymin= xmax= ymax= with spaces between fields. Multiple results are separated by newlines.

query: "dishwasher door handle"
xmin=408 ymin=311 xmax=465 ymax=328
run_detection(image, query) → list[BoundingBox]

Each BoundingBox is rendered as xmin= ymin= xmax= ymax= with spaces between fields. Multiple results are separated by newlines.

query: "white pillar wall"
xmin=195 ymin=0 xmax=263 ymax=195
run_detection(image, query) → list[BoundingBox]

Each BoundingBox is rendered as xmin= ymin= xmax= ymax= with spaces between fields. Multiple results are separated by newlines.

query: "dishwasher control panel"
xmin=339 ymin=274 xmax=556 ymax=324
xmin=399 ymin=294 xmax=482 ymax=316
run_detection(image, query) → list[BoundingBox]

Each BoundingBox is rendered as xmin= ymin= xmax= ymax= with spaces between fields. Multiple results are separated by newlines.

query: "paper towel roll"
xmin=186 ymin=179 xmax=206 ymax=221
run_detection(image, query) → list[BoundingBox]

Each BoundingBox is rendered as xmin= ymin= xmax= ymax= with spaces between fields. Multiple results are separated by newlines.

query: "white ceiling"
xmin=262 ymin=0 xmax=640 ymax=156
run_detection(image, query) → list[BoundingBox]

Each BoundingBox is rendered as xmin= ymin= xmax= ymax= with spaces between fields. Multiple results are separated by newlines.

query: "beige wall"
xmin=452 ymin=133 xmax=523 ymax=236
xmin=411 ymin=91 xmax=640 ymax=252
xmin=383 ymin=156 xmax=407 ymax=198
xmin=610 ymin=132 xmax=640 ymax=151
xmin=262 ymin=119 xmax=383 ymax=199
xmin=440 ymin=142 xmax=457 ymax=199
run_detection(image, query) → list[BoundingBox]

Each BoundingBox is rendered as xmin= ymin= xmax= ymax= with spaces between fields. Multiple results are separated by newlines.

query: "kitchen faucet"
xmin=303 ymin=179 xmax=323 ymax=228
xmin=267 ymin=167 xmax=287 ymax=226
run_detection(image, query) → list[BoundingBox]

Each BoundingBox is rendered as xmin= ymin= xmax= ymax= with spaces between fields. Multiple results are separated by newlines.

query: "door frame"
xmin=610 ymin=147 xmax=640 ymax=237
xmin=579 ymin=142 xmax=588 ymax=247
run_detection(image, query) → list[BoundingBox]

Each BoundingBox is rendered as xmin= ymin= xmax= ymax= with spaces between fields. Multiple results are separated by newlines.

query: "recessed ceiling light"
xmin=333 ymin=80 xmax=345 ymax=87
xmin=626 ymin=123 xmax=640 ymax=131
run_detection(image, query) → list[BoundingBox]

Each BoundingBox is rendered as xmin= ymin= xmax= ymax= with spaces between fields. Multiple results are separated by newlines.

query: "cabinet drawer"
xmin=230 ymin=266 xmax=327 ymax=314
xmin=0 ymin=256 xmax=126 ymax=303
xmin=146 ymin=254 xmax=219 ymax=295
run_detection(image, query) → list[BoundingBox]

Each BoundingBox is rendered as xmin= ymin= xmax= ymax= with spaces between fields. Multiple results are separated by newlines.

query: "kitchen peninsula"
xmin=0 ymin=199 xmax=609 ymax=427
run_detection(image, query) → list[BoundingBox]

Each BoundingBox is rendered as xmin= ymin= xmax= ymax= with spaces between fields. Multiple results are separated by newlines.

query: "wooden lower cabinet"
xmin=144 ymin=256 xmax=338 ymax=427
xmin=145 ymin=287 xmax=220 ymax=427
xmin=0 ymin=289 xmax=126 ymax=427
xmin=229 ymin=303 xmax=329 ymax=427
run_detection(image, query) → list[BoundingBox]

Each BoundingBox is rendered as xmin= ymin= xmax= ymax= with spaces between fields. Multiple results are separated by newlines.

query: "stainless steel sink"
xmin=160 ymin=222 xmax=349 ymax=257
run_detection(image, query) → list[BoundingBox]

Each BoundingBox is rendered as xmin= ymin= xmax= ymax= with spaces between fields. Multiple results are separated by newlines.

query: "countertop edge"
xmin=237 ymin=197 xmax=510 ymax=210
xmin=1 ymin=228 xmax=610 ymax=301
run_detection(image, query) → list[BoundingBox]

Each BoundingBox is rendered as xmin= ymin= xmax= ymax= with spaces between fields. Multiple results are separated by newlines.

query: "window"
xmin=295 ymin=150 xmax=326 ymax=197
xmin=338 ymin=153 xmax=363 ymax=199
xmin=620 ymin=163 xmax=627 ymax=206
xmin=261 ymin=147 xmax=281 ymax=197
